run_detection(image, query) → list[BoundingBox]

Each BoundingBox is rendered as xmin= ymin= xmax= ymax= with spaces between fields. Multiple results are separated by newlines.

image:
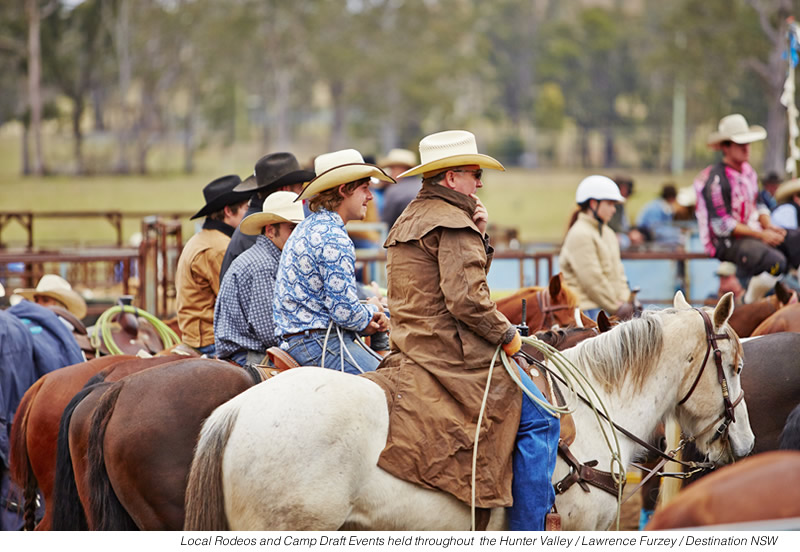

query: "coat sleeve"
xmin=436 ymin=228 xmax=512 ymax=345
xmin=563 ymin=230 xmax=622 ymax=313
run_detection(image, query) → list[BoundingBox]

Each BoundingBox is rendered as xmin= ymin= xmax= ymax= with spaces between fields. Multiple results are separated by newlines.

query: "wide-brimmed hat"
xmin=234 ymin=152 xmax=315 ymax=195
xmin=715 ymin=262 xmax=737 ymax=277
xmin=296 ymin=149 xmax=394 ymax=201
xmin=378 ymin=148 xmax=417 ymax=170
xmin=397 ymin=130 xmax=505 ymax=179
xmin=707 ymin=114 xmax=767 ymax=148
xmin=190 ymin=175 xmax=252 ymax=220
xmin=775 ymin=178 xmax=800 ymax=204
xmin=240 ymin=191 xmax=306 ymax=235
xmin=14 ymin=274 xmax=87 ymax=319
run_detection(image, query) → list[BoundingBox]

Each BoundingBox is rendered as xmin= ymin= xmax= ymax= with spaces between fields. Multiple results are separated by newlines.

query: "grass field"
xmin=0 ymin=131 xmax=695 ymax=247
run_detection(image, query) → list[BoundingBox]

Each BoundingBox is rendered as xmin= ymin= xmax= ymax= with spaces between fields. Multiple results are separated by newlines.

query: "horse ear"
xmin=549 ymin=273 xmax=562 ymax=298
xmin=775 ymin=280 xmax=792 ymax=306
xmin=597 ymin=310 xmax=612 ymax=332
xmin=673 ymin=290 xmax=691 ymax=310
xmin=713 ymin=291 xmax=735 ymax=329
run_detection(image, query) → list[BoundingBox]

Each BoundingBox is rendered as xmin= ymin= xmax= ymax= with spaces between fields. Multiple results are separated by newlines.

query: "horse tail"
xmin=184 ymin=405 xmax=239 ymax=531
xmin=51 ymin=384 xmax=107 ymax=530
xmin=8 ymin=376 xmax=45 ymax=531
xmin=86 ymin=382 xmax=138 ymax=531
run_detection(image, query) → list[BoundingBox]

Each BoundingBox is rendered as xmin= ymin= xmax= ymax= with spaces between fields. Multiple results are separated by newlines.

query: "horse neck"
xmin=559 ymin=317 xmax=694 ymax=465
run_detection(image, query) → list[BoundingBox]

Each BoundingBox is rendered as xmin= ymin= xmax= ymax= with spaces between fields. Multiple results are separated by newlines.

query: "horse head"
xmin=540 ymin=274 xmax=596 ymax=330
xmin=672 ymin=291 xmax=755 ymax=463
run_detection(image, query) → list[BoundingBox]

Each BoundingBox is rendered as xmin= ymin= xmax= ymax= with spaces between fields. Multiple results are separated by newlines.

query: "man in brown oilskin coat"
xmin=364 ymin=130 xmax=560 ymax=530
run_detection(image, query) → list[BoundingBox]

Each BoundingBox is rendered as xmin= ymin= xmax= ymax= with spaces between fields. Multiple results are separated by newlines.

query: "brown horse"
xmin=496 ymin=274 xmax=596 ymax=331
xmin=51 ymin=358 xmax=260 ymax=530
xmin=750 ymin=301 xmax=800 ymax=336
xmin=8 ymin=355 xmax=178 ymax=530
xmin=646 ymin=451 xmax=800 ymax=529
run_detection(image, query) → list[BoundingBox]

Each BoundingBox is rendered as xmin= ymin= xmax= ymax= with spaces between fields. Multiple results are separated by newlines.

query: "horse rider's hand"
xmin=767 ymin=222 xmax=787 ymax=237
xmin=616 ymin=302 xmax=635 ymax=320
xmin=363 ymin=311 xmax=390 ymax=335
xmin=502 ymin=330 xmax=522 ymax=356
xmin=761 ymin=228 xmax=785 ymax=246
xmin=471 ymin=194 xmax=489 ymax=237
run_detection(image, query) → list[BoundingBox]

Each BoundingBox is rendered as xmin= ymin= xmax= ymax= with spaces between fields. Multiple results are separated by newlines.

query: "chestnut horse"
xmin=750 ymin=302 xmax=800 ymax=336
xmin=726 ymin=281 xmax=795 ymax=337
xmin=184 ymin=293 xmax=753 ymax=531
xmin=646 ymin=451 xmax=800 ymax=529
xmin=7 ymin=355 xmax=178 ymax=530
xmin=51 ymin=358 xmax=261 ymax=530
xmin=496 ymin=274 xmax=596 ymax=331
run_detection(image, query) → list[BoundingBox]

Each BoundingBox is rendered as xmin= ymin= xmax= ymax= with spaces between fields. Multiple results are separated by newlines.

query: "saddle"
xmin=80 ymin=312 xmax=166 ymax=358
xmin=515 ymin=354 xmax=576 ymax=446
xmin=251 ymin=347 xmax=301 ymax=380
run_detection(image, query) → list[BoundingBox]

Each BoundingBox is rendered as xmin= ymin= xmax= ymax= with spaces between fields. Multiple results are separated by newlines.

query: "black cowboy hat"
xmin=190 ymin=175 xmax=252 ymax=220
xmin=233 ymin=152 xmax=315 ymax=195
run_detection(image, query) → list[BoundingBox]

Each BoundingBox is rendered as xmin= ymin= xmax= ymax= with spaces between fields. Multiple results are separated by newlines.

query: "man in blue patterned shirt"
xmin=273 ymin=149 xmax=394 ymax=374
xmin=214 ymin=191 xmax=305 ymax=366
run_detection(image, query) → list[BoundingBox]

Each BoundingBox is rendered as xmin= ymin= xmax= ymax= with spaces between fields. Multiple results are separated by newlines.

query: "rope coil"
xmin=89 ymin=305 xmax=180 ymax=356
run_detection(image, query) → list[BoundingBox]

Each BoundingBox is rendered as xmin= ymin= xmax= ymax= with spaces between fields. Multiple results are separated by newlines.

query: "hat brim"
xmin=14 ymin=288 xmax=87 ymax=319
xmin=397 ymin=154 xmax=505 ymax=179
xmin=296 ymin=164 xmax=394 ymax=201
xmin=240 ymin=211 xmax=305 ymax=235
xmin=708 ymin=126 xmax=767 ymax=148
xmin=233 ymin=169 xmax=316 ymax=193
xmin=190 ymin=190 xmax=252 ymax=219
xmin=775 ymin=179 xmax=800 ymax=204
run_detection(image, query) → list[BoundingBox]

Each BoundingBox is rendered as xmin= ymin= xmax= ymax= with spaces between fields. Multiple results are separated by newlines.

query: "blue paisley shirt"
xmin=274 ymin=208 xmax=375 ymax=336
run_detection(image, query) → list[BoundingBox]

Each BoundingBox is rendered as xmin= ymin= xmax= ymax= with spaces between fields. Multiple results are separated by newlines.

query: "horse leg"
xmin=86 ymin=382 xmax=138 ymax=530
xmin=8 ymin=377 xmax=45 ymax=531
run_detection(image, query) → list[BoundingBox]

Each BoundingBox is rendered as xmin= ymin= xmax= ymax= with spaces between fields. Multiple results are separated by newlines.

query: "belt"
xmin=281 ymin=328 xmax=328 ymax=340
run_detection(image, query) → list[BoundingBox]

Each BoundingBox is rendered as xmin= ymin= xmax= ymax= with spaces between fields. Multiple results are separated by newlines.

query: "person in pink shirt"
xmin=694 ymin=114 xmax=800 ymax=303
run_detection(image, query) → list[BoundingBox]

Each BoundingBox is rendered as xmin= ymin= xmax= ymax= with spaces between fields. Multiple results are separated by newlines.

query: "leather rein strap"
xmin=536 ymin=290 xmax=572 ymax=329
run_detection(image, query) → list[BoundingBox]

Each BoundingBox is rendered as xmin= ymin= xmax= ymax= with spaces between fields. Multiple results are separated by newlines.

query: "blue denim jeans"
xmin=508 ymin=364 xmax=560 ymax=531
xmin=196 ymin=343 xmax=216 ymax=357
xmin=280 ymin=329 xmax=381 ymax=374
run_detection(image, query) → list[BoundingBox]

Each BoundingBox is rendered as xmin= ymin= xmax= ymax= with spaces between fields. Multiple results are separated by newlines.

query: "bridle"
xmin=677 ymin=308 xmax=744 ymax=444
xmin=522 ymin=307 xmax=745 ymax=500
xmin=535 ymin=290 xmax=583 ymax=330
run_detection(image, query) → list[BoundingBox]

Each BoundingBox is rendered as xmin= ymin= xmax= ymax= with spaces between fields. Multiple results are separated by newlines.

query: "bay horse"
xmin=496 ymin=274 xmax=596 ymax=331
xmin=8 ymin=355 xmax=181 ymax=530
xmin=750 ymin=302 xmax=800 ymax=336
xmin=725 ymin=280 xmax=795 ymax=337
xmin=183 ymin=292 xmax=754 ymax=531
xmin=51 ymin=358 xmax=261 ymax=530
xmin=645 ymin=451 xmax=800 ymax=529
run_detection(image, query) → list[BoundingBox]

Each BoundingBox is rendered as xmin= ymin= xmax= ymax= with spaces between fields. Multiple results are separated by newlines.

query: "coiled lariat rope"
xmin=470 ymin=335 xmax=626 ymax=531
xmin=90 ymin=305 xmax=181 ymax=356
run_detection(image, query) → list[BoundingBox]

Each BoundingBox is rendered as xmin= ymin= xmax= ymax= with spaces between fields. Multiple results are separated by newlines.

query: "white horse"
xmin=184 ymin=292 xmax=754 ymax=531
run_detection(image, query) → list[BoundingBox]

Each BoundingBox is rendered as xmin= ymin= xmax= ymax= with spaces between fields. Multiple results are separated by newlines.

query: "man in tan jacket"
xmin=364 ymin=130 xmax=560 ymax=530
xmin=175 ymin=175 xmax=250 ymax=355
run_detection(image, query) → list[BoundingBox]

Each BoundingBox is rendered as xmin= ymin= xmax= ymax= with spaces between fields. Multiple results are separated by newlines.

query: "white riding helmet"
xmin=575 ymin=175 xmax=626 ymax=204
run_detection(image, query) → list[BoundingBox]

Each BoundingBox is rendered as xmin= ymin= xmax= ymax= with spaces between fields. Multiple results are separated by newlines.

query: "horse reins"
xmin=536 ymin=290 xmax=581 ymax=330
xmin=519 ymin=307 xmax=745 ymax=500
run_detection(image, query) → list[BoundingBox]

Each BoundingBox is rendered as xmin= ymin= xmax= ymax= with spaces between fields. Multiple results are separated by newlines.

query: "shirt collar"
xmin=417 ymin=181 xmax=477 ymax=216
xmin=202 ymin=218 xmax=236 ymax=237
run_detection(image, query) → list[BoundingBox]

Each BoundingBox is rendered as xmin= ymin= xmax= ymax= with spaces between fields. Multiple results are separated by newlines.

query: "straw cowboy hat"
xmin=296 ymin=149 xmax=394 ymax=201
xmin=707 ymin=114 xmax=767 ymax=149
xmin=239 ymin=191 xmax=306 ymax=235
xmin=14 ymin=274 xmax=87 ymax=319
xmin=378 ymin=148 xmax=418 ymax=170
xmin=233 ymin=152 xmax=315 ymax=194
xmin=397 ymin=130 xmax=505 ymax=179
xmin=775 ymin=178 xmax=800 ymax=204
xmin=190 ymin=175 xmax=252 ymax=220
xmin=715 ymin=262 xmax=738 ymax=278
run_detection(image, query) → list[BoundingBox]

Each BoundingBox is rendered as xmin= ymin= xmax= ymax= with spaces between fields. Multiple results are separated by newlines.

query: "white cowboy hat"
xmin=378 ymin=148 xmax=417 ymax=170
xmin=296 ymin=149 xmax=394 ymax=202
xmin=775 ymin=178 xmax=800 ymax=204
xmin=398 ymin=130 xmax=505 ymax=179
xmin=707 ymin=114 xmax=767 ymax=148
xmin=676 ymin=186 xmax=696 ymax=207
xmin=14 ymin=274 xmax=87 ymax=319
xmin=240 ymin=191 xmax=306 ymax=235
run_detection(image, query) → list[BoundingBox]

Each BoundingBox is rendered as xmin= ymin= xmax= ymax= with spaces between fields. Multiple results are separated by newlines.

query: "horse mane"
xmin=564 ymin=312 xmax=664 ymax=393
